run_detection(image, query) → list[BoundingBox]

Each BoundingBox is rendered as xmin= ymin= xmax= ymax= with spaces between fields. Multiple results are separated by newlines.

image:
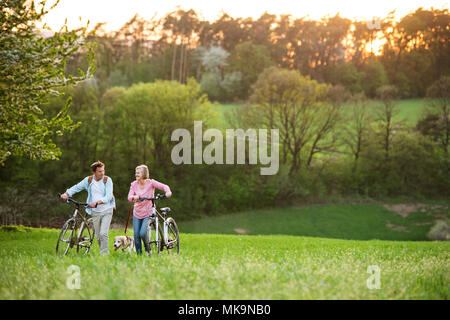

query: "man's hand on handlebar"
xmin=58 ymin=194 xmax=91 ymax=208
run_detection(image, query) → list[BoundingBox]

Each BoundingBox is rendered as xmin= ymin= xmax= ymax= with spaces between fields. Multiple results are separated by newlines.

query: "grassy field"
xmin=214 ymin=99 xmax=432 ymax=128
xmin=178 ymin=202 xmax=450 ymax=241
xmin=0 ymin=202 xmax=449 ymax=300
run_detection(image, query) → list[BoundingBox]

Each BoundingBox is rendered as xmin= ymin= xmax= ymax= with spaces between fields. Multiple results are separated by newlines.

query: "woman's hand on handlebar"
xmin=60 ymin=193 xmax=69 ymax=201
xmin=165 ymin=191 xmax=172 ymax=198
xmin=138 ymin=194 xmax=167 ymax=201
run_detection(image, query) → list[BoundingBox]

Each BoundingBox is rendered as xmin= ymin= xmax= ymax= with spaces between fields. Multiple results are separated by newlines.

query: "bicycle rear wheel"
xmin=165 ymin=217 xmax=180 ymax=254
xmin=56 ymin=219 xmax=75 ymax=256
xmin=77 ymin=217 xmax=94 ymax=255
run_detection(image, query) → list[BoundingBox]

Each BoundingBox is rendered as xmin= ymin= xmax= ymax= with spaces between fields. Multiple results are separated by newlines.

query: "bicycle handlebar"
xmin=138 ymin=193 xmax=166 ymax=202
xmin=58 ymin=193 xmax=96 ymax=208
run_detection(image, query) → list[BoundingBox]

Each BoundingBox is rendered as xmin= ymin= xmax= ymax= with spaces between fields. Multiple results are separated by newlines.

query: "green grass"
xmin=1 ymin=202 xmax=449 ymax=299
xmin=215 ymin=99 xmax=432 ymax=128
xmin=178 ymin=203 xmax=449 ymax=241
xmin=343 ymin=99 xmax=430 ymax=125
xmin=212 ymin=103 xmax=241 ymax=128
xmin=394 ymin=99 xmax=430 ymax=124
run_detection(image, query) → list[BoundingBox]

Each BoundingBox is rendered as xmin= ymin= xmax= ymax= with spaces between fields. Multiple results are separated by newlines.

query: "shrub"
xmin=427 ymin=220 xmax=450 ymax=241
xmin=0 ymin=225 xmax=32 ymax=232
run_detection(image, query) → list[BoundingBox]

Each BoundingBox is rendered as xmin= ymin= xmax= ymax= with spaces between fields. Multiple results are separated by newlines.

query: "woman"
xmin=127 ymin=164 xmax=172 ymax=255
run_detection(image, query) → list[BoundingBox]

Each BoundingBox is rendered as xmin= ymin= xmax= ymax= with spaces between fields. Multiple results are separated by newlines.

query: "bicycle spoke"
xmin=56 ymin=222 xmax=74 ymax=256
xmin=164 ymin=218 xmax=180 ymax=254
xmin=77 ymin=220 xmax=94 ymax=255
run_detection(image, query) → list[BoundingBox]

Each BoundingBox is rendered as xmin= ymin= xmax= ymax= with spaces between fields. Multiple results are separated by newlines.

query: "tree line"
xmin=69 ymin=7 xmax=450 ymax=101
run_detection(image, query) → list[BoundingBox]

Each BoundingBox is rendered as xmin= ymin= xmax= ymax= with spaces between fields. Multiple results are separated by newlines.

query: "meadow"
xmin=214 ymin=98 xmax=433 ymax=128
xmin=1 ymin=202 xmax=448 ymax=300
xmin=179 ymin=201 xmax=450 ymax=241
xmin=1 ymin=98 xmax=447 ymax=300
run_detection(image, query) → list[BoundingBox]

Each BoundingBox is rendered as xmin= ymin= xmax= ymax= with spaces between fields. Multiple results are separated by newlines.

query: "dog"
xmin=113 ymin=235 xmax=136 ymax=252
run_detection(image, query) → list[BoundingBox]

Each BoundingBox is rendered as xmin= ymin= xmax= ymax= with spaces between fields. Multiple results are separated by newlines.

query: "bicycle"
xmin=56 ymin=194 xmax=96 ymax=256
xmin=138 ymin=194 xmax=180 ymax=256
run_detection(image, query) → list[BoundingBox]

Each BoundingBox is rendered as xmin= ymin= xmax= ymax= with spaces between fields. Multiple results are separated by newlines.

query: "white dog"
xmin=113 ymin=235 xmax=136 ymax=252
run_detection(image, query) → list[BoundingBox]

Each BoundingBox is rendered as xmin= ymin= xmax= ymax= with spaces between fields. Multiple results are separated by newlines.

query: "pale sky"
xmin=38 ymin=0 xmax=449 ymax=32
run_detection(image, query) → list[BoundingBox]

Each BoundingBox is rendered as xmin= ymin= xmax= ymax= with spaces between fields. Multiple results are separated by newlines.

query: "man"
xmin=60 ymin=161 xmax=115 ymax=255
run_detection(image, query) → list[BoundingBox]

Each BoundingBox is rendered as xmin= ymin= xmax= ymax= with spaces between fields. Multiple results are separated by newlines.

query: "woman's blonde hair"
xmin=135 ymin=164 xmax=149 ymax=179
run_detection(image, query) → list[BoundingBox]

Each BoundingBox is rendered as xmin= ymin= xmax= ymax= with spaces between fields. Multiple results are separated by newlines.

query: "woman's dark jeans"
xmin=133 ymin=216 xmax=150 ymax=255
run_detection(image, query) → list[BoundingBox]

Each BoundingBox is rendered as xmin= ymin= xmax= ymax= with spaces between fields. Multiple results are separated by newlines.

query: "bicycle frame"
xmin=139 ymin=194 xmax=178 ymax=255
xmin=56 ymin=196 xmax=95 ymax=256
xmin=69 ymin=204 xmax=92 ymax=236
xmin=148 ymin=205 xmax=170 ymax=249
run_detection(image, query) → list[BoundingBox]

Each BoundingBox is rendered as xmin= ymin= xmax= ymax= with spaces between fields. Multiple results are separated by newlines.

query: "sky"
xmin=38 ymin=0 xmax=449 ymax=32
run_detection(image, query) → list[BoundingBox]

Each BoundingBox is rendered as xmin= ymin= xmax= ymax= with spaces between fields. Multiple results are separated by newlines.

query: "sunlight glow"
xmin=366 ymin=37 xmax=387 ymax=56
xmin=38 ymin=0 xmax=449 ymax=32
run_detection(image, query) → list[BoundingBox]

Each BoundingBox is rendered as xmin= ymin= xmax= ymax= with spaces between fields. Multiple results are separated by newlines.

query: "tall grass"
xmin=0 ymin=227 xmax=448 ymax=299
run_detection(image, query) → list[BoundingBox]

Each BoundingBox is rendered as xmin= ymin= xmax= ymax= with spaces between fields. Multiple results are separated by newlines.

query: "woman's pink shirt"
xmin=127 ymin=179 xmax=171 ymax=219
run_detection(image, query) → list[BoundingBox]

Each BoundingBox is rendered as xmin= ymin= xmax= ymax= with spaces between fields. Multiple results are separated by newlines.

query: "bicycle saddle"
xmin=160 ymin=207 xmax=171 ymax=213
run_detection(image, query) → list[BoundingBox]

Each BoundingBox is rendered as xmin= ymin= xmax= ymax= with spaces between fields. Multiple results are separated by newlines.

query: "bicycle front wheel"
xmin=56 ymin=219 xmax=75 ymax=256
xmin=147 ymin=218 xmax=161 ymax=256
xmin=166 ymin=217 xmax=180 ymax=254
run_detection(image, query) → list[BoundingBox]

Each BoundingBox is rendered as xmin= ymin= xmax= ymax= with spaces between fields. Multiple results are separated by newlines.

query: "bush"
xmin=0 ymin=187 xmax=68 ymax=228
xmin=221 ymin=71 xmax=243 ymax=101
xmin=359 ymin=59 xmax=388 ymax=98
xmin=200 ymin=72 xmax=222 ymax=101
xmin=0 ymin=225 xmax=32 ymax=232
xmin=427 ymin=220 xmax=450 ymax=241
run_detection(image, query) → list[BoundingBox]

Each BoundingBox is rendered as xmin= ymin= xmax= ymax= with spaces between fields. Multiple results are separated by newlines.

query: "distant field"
xmin=212 ymin=103 xmax=241 ymax=127
xmin=214 ymin=99 xmax=433 ymax=128
xmin=179 ymin=202 xmax=449 ymax=241
xmin=394 ymin=99 xmax=431 ymax=124
xmin=0 ymin=226 xmax=449 ymax=299
xmin=212 ymin=99 xmax=435 ymax=161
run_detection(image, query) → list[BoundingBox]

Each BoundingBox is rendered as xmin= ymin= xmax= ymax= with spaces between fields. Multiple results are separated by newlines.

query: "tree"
xmin=375 ymin=85 xmax=400 ymax=161
xmin=117 ymin=79 xmax=216 ymax=168
xmin=329 ymin=62 xmax=364 ymax=94
xmin=163 ymin=8 xmax=201 ymax=83
xmin=390 ymin=130 xmax=442 ymax=196
xmin=250 ymin=67 xmax=337 ymax=175
xmin=227 ymin=41 xmax=273 ymax=99
xmin=198 ymin=46 xmax=233 ymax=101
xmin=342 ymin=93 xmax=372 ymax=170
xmin=200 ymin=45 xmax=229 ymax=78
xmin=204 ymin=12 xmax=250 ymax=52
xmin=359 ymin=58 xmax=388 ymax=98
xmin=0 ymin=0 xmax=95 ymax=165
xmin=221 ymin=71 xmax=242 ymax=101
xmin=200 ymin=72 xmax=222 ymax=101
xmin=418 ymin=76 xmax=450 ymax=155
xmin=381 ymin=8 xmax=450 ymax=97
